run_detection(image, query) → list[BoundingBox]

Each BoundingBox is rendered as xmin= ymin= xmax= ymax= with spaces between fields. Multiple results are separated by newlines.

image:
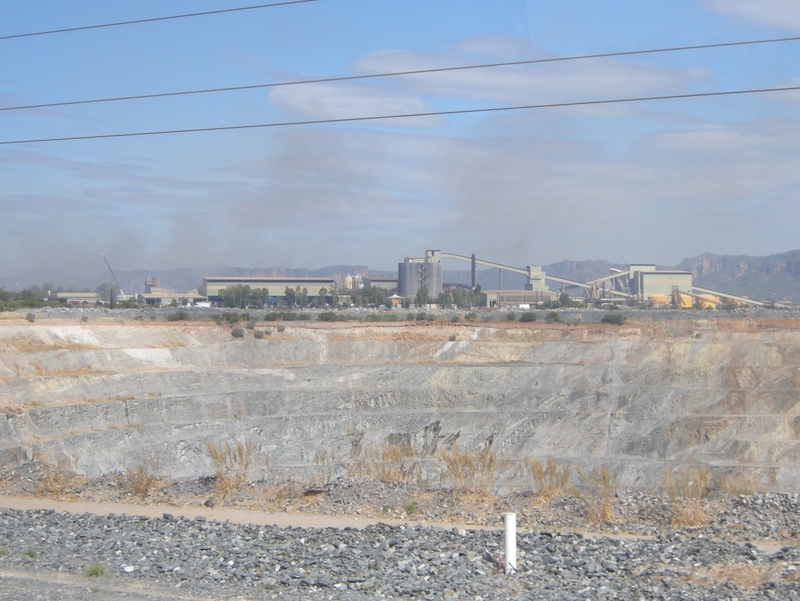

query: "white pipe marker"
xmin=503 ymin=512 xmax=516 ymax=575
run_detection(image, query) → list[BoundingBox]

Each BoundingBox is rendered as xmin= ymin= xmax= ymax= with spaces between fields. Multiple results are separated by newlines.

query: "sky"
xmin=1 ymin=0 xmax=800 ymax=279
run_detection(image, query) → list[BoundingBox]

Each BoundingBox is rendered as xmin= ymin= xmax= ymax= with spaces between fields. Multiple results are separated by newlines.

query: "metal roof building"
xmin=199 ymin=276 xmax=335 ymax=300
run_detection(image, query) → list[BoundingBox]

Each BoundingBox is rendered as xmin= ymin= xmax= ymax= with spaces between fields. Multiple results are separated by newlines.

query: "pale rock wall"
xmin=0 ymin=319 xmax=799 ymax=490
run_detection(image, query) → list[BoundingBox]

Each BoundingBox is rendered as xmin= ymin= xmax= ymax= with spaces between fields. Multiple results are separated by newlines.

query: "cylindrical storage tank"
xmin=398 ymin=262 xmax=420 ymax=298
xmin=678 ymin=294 xmax=693 ymax=308
xmin=425 ymin=261 xmax=443 ymax=297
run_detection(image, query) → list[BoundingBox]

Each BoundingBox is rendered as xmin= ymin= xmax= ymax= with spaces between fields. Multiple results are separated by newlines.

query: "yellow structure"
xmin=696 ymin=293 xmax=721 ymax=309
xmin=676 ymin=293 xmax=693 ymax=308
xmin=647 ymin=293 xmax=669 ymax=304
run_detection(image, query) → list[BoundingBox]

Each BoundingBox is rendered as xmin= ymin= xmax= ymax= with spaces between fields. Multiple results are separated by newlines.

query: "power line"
xmin=3 ymin=35 xmax=800 ymax=113
xmin=2 ymin=84 xmax=798 ymax=146
xmin=0 ymin=0 xmax=320 ymax=41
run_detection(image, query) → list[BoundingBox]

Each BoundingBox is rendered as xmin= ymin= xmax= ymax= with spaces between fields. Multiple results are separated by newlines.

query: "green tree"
xmin=451 ymin=289 xmax=468 ymax=308
xmin=296 ymin=286 xmax=308 ymax=307
xmin=601 ymin=312 xmax=626 ymax=325
xmin=284 ymin=286 xmax=296 ymax=307
xmin=415 ymin=286 xmax=430 ymax=307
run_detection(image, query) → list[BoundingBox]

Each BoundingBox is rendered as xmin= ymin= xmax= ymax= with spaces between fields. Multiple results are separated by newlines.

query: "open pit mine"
xmin=1 ymin=314 xmax=799 ymax=491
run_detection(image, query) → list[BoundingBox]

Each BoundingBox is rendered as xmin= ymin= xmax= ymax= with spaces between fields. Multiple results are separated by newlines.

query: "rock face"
xmin=1 ymin=318 xmax=799 ymax=490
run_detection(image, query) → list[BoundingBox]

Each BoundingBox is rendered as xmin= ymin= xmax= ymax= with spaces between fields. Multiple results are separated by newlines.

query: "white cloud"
xmin=269 ymin=37 xmax=706 ymax=127
xmin=269 ymin=82 xmax=445 ymax=128
xmin=706 ymin=0 xmax=800 ymax=32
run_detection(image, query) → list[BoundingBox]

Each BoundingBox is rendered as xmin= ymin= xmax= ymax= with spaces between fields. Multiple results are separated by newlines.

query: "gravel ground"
xmin=1 ymin=506 xmax=799 ymax=601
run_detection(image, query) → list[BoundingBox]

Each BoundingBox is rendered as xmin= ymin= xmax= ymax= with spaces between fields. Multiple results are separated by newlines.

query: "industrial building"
xmin=56 ymin=292 xmax=100 ymax=306
xmin=136 ymin=276 xmax=205 ymax=306
xmin=365 ymin=277 xmax=398 ymax=291
xmin=400 ymin=249 xmax=787 ymax=308
xmin=397 ymin=251 xmax=443 ymax=297
xmin=199 ymin=276 xmax=335 ymax=302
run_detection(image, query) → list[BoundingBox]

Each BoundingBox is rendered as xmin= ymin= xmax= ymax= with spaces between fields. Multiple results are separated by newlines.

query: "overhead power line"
xmin=2 ymin=84 xmax=798 ymax=146
xmin=0 ymin=0 xmax=320 ymax=41
xmin=3 ymin=35 xmax=800 ymax=113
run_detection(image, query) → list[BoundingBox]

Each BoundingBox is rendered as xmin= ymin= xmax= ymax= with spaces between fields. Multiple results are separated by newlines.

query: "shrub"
xmin=601 ymin=312 xmax=626 ymax=325
xmin=210 ymin=314 xmax=223 ymax=323
xmin=438 ymin=441 xmax=498 ymax=496
xmin=80 ymin=316 xmax=88 ymax=323
xmin=221 ymin=312 xmax=239 ymax=323
xmin=25 ymin=313 xmax=35 ymax=323
xmin=545 ymin=311 xmax=562 ymax=323
xmin=36 ymin=452 xmax=71 ymax=499
xmin=253 ymin=330 xmax=265 ymax=339
xmin=124 ymin=461 xmax=158 ymax=497
xmin=577 ymin=465 xmax=619 ymax=522
xmin=661 ymin=464 xmax=710 ymax=526
xmin=415 ymin=312 xmax=426 ymax=321
xmin=519 ymin=311 xmax=537 ymax=322
xmin=297 ymin=313 xmax=311 ymax=321
xmin=317 ymin=312 xmax=337 ymax=322
xmin=523 ymin=456 xmax=571 ymax=500
xmin=277 ymin=325 xmax=285 ymax=333
xmin=166 ymin=311 xmax=188 ymax=322
xmin=505 ymin=312 xmax=516 ymax=321
xmin=245 ymin=320 xmax=256 ymax=329
xmin=465 ymin=312 xmax=477 ymax=320
xmin=231 ymin=328 xmax=245 ymax=338
xmin=406 ymin=313 xmax=417 ymax=320
xmin=23 ymin=547 xmax=37 ymax=559
xmin=205 ymin=439 xmax=260 ymax=498
xmin=350 ymin=441 xmax=421 ymax=484
xmin=448 ymin=334 xmax=456 ymax=341
xmin=425 ymin=313 xmax=436 ymax=321
xmin=450 ymin=315 xmax=460 ymax=323
xmin=85 ymin=562 xmax=105 ymax=578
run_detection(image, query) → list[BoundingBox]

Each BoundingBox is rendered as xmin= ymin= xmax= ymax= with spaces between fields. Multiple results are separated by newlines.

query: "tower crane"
xmin=101 ymin=253 xmax=127 ymax=301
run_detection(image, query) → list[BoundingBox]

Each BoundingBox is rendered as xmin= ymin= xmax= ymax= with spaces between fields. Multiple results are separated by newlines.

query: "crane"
xmin=100 ymin=253 xmax=127 ymax=301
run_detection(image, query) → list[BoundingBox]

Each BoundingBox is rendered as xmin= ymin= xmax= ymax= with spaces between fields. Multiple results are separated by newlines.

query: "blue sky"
xmin=1 ymin=0 xmax=799 ymax=278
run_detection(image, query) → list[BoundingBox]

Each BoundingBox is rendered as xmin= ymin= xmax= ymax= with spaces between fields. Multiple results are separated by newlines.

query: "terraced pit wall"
xmin=0 ymin=316 xmax=799 ymax=491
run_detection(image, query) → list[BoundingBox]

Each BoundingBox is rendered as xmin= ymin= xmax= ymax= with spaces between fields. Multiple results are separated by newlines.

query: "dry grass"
xmin=577 ymin=465 xmax=620 ymax=522
xmin=0 ymin=337 xmax=97 ymax=353
xmin=522 ymin=456 xmax=573 ymax=501
xmin=312 ymin=450 xmax=339 ymax=487
xmin=205 ymin=439 xmax=260 ymax=498
xmin=661 ymin=464 xmax=710 ymax=526
xmin=438 ymin=440 xmax=500 ymax=496
xmin=715 ymin=471 xmax=758 ymax=498
xmin=36 ymin=451 xmax=75 ymax=499
xmin=683 ymin=563 xmax=779 ymax=588
xmin=123 ymin=460 xmax=160 ymax=498
xmin=349 ymin=441 xmax=421 ymax=483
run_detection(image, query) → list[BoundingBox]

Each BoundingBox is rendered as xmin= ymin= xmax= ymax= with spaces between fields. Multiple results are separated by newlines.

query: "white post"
xmin=503 ymin=512 xmax=516 ymax=575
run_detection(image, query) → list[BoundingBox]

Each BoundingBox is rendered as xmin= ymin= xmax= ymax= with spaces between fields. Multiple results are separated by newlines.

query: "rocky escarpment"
xmin=0 ymin=317 xmax=799 ymax=490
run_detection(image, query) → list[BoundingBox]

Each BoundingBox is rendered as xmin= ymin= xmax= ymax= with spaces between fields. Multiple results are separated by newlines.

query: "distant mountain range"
xmin=675 ymin=250 xmax=800 ymax=303
xmin=2 ymin=251 xmax=800 ymax=303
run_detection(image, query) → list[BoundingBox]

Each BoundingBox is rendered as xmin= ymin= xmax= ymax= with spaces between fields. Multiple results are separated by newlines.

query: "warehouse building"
xmin=199 ymin=276 xmax=335 ymax=302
